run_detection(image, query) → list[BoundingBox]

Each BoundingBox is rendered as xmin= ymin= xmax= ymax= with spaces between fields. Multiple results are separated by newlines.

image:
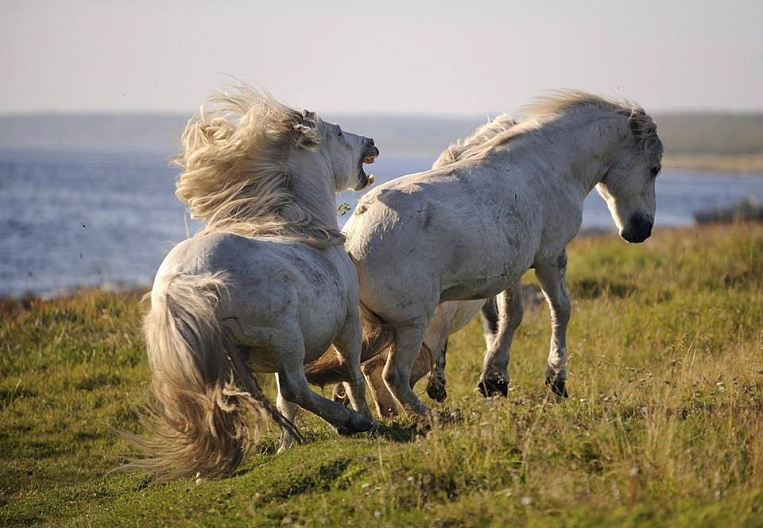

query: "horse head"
xmin=596 ymin=108 xmax=664 ymax=243
xmin=293 ymin=110 xmax=379 ymax=192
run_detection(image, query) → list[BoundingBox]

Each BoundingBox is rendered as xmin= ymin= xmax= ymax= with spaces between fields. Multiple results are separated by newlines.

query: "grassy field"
xmin=1 ymin=224 xmax=762 ymax=527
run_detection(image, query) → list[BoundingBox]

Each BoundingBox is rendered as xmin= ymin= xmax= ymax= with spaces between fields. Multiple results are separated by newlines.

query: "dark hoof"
xmin=336 ymin=412 xmax=375 ymax=436
xmin=426 ymin=375 xmax=448 ymax=402
xmin=331 ymin=385 xmax=350 ymax=407
xmin=477 ymin=377 xmax=509 ymax=398
xmin=545 ymin=377 xmax=569 ymax=398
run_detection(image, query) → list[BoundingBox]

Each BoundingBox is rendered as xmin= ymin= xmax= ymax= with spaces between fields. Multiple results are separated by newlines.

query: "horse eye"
xmin=337 ymin=131 xmax=343 ymax=137
xmin=650 ymin=167 xmax=660 ymax=177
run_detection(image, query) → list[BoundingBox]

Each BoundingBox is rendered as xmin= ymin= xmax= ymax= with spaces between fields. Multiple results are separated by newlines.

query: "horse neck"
xmin=285 ymin=150 xmax=340 ymax=232
xmin=528 ymin=111 xmax=630 ymax=200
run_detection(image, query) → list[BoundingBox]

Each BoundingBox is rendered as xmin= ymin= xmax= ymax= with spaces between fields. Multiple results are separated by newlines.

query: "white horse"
xmin=327 ymin=115 xmax=519 ymax=416
xmin=128 ymin=86 xmax=379 ymax=480
xmin=313 ymin=91 xmax=663 ymax=416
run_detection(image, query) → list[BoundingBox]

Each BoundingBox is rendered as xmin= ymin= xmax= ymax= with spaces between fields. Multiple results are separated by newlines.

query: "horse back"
xmin=345 ymin=165 xmax=542 ymax=317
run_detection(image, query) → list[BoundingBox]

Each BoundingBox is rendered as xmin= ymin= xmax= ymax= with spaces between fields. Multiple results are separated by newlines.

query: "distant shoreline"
xmin=3 ymin=113 xmax=763 ymax=176
xmin=663 ymin=154 xmax=763 ymax=175
xmin=1 ymin=225 xmax=739 ymax=302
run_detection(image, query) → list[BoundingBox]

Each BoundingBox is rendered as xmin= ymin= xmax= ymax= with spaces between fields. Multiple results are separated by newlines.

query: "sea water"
xmin=2 ymin=148 xmax=762 ymax=298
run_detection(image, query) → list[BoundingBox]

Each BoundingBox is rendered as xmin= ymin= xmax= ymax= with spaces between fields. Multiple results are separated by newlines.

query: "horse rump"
xmin=121 ymin=272 xmax=299 ymax=481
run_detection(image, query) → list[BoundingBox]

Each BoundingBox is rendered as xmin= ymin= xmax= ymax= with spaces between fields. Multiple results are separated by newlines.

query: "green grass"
xmin=1 ymin=224 xmax=762 ymax=527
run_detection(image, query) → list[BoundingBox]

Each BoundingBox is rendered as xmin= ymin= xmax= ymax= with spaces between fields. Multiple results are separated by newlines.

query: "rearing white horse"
xmin=327 ymin=92 xmax=663 ymax=415
xmin=129 ymin=87 xmax=379 ymax=480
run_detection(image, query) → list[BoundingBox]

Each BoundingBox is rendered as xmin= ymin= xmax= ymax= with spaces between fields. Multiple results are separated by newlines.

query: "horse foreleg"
xmin=535 ymin=252 xmax=571 ymax=398
xmin=478 ymin=284 xmax=524 ymax=397
xmin=480 ymin=296 xmax=500 ymax=351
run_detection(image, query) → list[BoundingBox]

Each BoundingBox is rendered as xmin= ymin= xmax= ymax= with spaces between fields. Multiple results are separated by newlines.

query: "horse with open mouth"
xmin=310 ymin=91 xmax=663 ymax=417
xmin=126 ymin=85 xmax=379 ymax=480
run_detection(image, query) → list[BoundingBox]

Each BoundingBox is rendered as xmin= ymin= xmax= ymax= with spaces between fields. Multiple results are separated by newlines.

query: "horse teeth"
xmin=364 ymin=156 xmax=376 ymax=164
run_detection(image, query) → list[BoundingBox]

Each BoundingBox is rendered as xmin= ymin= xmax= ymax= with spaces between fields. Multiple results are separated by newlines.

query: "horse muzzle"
xmin=621 ymin=212 xmax=653 ymax=243
xmin=356 ymin=141 xmax=379 ymax=190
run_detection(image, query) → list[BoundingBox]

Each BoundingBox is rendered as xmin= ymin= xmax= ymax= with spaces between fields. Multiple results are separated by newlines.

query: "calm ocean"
xmin=2 ymin=144 xmax=763 ymax=298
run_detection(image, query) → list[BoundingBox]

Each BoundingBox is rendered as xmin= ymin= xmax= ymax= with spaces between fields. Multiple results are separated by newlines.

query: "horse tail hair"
xmin=304 ymin=303 xmax=394 ymax=387
xmin=122 ymin=272 xmax=300 ymax=481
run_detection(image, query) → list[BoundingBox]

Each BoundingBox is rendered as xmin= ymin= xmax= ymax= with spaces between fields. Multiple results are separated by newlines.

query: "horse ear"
xmin=292 ymin=109 xmax=321 ymax=150
xmin=628 ymin=108 xmax=654 ymax=149
xmin=628 ymin=107 xmax=659 ymax=153
xmin=628 ymin=108 xmax=644 ymax=138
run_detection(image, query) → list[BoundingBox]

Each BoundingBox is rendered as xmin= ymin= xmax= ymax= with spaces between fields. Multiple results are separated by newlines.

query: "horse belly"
xmin=439 ymin=275 xmax=513 ymax=302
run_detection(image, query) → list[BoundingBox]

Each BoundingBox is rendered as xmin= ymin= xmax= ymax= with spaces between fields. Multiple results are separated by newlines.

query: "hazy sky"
xmin=2 ymin=0 xmax=761 ymax=115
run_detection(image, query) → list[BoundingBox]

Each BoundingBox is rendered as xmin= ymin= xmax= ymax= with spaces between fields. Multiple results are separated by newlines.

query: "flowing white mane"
xmin=523 ymin=90 xmax=660 ymax=152
xmin=174 ymin=85 xmax=343 ymax=246
xmin=435 ymin=90 xmax=660 ymax=166
xmin=433 ymin=113 xmax=518 ymax=168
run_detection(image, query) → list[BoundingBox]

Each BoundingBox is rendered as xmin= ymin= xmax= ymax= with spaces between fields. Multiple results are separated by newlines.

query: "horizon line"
xmin=2 ymin=107 xmax=763 ymax=119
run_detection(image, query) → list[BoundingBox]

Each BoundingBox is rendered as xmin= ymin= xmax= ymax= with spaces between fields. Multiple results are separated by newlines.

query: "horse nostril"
xmin=628 ymin=213 xmax=653 ymax=242
xmin=637 ymin=215 xmax=653 ymax=235
xmin=622 ymin=213 xmax=654 ymax=243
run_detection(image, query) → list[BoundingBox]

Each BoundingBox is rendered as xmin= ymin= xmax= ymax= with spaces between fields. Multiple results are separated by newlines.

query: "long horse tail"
xmin=304 ymin=303 xmax=394 ymax=387
xmin=123 ymin=272 xmax=300 ymax=481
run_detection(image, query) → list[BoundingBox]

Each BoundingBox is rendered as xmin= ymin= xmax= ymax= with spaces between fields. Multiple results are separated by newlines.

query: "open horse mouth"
xmin=357 ymin=143 xmax=379 ymax=189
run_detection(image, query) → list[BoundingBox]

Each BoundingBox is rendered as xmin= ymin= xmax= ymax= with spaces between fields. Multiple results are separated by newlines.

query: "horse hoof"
xmin=336 ymin=413 xmax=375 ymax=436
xmin=546 ymin=377 xmax=569 ymax=398
xmin=331 ymin=385 xmax=350 ymax=406
xmin=477 ymin=377 xmax=508 ymax=398
xmin=426 ymin=378 xmax=448 ymax=402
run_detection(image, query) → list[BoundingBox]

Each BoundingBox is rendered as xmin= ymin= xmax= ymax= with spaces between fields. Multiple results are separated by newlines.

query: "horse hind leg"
xmin=239 ymin=324 xmax=373 ymax=439
xmin=332 ymin=318 xmax=374 ymax=421
xmin=383 ymin=323 xmax=432 ymax=416
xmin=478 ymin=284 xmax=524 ymax=397
xmin=361 ymin=352 xmax=400 ymax=418
xmin=360 ymin=339 xmax=436 ymax=417
xmin=276 ymin=378 xmax=301 ymax=453
xmin=425 ymin=339 xmax=448 ymax=402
